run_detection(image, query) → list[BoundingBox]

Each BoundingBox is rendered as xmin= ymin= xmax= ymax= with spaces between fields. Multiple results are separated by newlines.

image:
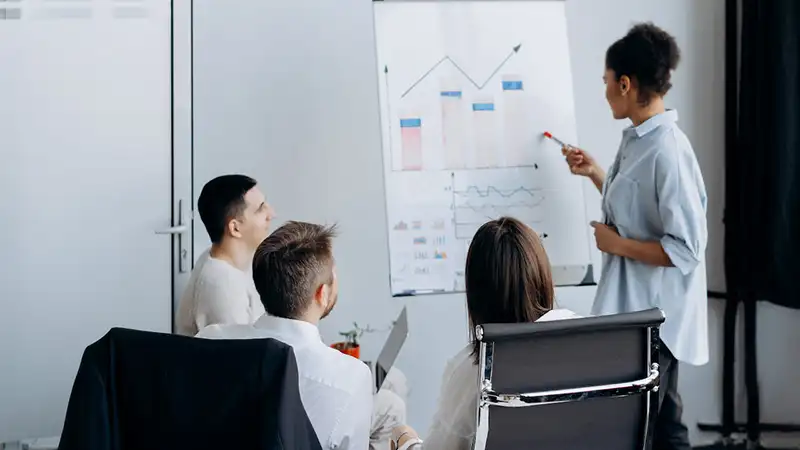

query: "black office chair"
xmin=58 ymin=328 xmax=321 ymax=450
xmin=474 ymin=308 xmax=665 ymax=450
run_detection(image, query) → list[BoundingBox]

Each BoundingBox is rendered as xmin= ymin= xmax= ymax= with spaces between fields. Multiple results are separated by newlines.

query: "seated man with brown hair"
xmin=198 ymin=221 xmax=405 ymax=450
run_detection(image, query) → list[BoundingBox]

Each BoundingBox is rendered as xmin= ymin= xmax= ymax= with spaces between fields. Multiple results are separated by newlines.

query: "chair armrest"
xmin=483 ymin=363 xmax=660 ymax=408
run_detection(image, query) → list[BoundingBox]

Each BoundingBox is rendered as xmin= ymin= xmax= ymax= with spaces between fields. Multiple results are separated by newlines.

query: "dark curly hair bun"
xmin=606 ymin=22 xmax=680 ymax=102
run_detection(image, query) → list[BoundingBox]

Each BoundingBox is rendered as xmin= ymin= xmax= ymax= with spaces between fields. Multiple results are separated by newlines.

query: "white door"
xmin=0 ymin=1 xmax=177 ymax=442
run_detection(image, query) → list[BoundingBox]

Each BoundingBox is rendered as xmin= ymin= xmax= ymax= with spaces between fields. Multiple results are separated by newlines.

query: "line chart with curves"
xmin=451 ymin=178 xmax=548 ymax=239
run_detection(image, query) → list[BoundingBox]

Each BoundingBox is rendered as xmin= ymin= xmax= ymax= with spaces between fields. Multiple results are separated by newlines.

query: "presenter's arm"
xmin=562 ymin=146 xmax=605 ymax=193
xmin=590 ymin=221 xmax=673 ymax=267
xmin=589 ymin=170 xmax=606 ymax=193
xmin=617 ymin=236 xmax=673 ymax=267
xmin=652 ymin=141 xmax=707 ymax=274
xmin=590 ymin=140 xmax=707 ymax=272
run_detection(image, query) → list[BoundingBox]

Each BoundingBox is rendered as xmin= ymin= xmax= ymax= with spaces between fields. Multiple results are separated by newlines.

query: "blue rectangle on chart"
xmin=399 ymin=118 xmax=421 ymax=128
xmin=502 ymin=80 xmax=524 ymax=91
xmin=472 ymin=103 xmax=495 ymax=111
xmin=440 ymin=91 xmax=462 ymax=98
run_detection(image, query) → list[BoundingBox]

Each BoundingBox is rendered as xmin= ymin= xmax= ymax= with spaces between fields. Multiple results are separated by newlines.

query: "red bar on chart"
xmin=400 ymin=117 xmax=423 ymax=171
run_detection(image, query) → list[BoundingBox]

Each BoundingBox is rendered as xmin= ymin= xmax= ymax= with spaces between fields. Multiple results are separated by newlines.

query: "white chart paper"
xmin=374 ymin=1 xmax=594 ymax=296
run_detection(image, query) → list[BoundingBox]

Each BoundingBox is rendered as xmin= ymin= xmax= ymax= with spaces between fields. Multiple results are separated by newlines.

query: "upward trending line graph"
xmin=398 ymin=43 xmax=522 ymax=98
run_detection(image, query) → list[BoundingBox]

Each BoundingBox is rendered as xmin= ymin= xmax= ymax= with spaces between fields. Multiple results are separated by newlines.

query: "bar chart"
xmin=390 ymin=59 xmax=538 ymax=172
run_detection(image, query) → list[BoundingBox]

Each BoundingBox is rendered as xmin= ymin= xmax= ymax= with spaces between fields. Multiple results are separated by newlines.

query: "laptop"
xmin=373 ymin=307 xmax=409 ymax=392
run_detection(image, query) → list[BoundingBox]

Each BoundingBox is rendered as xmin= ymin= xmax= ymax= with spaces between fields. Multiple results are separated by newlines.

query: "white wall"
xmin=191 ymin=0 xmax=800 ymax=445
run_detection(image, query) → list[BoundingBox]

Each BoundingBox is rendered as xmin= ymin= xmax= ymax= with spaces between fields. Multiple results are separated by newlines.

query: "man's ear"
xmin=313 ymin=283 xmax=329 ymax=307
xmin=227 ymin=219 xmax=243 ymax=239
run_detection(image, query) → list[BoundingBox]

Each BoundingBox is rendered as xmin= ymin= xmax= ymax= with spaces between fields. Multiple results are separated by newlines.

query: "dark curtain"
xmin=717 ymin=0 xmax=800 ymax=445
xmin=726 ymin=0 xmax=800 ymax=309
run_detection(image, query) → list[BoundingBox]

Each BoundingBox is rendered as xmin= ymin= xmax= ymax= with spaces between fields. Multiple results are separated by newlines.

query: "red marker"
xmin=543 ymin=131 xmax=572 ymax=149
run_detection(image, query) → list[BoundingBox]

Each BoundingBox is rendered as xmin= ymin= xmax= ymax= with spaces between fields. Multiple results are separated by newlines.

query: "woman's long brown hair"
xmin=465 ymin=217 xmax=555 ymax=364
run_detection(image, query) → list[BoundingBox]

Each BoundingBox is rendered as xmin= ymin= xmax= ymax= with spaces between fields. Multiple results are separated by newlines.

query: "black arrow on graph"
xmin=384 ymin=65 xmax=394 ymax=163
xmin=450 ymin=172 xmax=456 ymax=217
xmin=401 ymin=43 xmax=523 ymax=98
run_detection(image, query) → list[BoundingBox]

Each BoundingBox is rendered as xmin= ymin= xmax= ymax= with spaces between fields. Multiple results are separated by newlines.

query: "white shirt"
xmin=175 ymin=248 xmax=265 ymax=336
xmin=423 ymin=308 xmax=582 ymax=450
xmin=593 ymin=110 xmax=709 ymax=366
xmin=197 ymin=315 xmax=373 ymax=450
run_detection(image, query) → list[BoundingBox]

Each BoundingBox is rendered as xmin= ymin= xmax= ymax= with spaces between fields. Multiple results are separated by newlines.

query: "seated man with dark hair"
xmin=198 ymin=221 xmax=404 ymax=450
xmin=176 ymin=174 xmax=274 ymax=336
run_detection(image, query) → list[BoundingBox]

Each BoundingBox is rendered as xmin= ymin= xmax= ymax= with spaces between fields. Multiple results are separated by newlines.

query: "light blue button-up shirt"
xmin=592 ymin=109 xmax=709 ymax=366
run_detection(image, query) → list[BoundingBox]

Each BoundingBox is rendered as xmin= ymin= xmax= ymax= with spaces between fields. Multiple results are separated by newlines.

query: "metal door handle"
xmin=154 ymin=225 xmax=188 ymax=235
xmin=154 ymin=199 xmax=191 ymax=273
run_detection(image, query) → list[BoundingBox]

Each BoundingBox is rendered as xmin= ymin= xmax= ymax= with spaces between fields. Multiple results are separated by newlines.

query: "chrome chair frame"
xmin=473 ymin=310 xmax=664 ymax=450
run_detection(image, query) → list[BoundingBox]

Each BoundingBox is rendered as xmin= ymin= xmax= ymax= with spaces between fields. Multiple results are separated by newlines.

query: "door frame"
xmin=171 ymin=0 xmax=194 ymax=330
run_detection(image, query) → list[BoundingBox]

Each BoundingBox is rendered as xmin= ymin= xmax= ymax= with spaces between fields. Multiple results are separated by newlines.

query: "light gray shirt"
xmin=175 ymin=249 xmax=265 ymax=336
xmin=592 ymin=110 xmax=709 ymax=366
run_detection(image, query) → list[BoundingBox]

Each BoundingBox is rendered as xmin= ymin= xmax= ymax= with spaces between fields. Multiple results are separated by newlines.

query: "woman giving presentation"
xmin=563 ymin=23 xmax=708 ymax=450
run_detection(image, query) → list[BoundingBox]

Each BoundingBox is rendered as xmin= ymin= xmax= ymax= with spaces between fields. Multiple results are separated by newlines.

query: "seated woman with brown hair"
xmin=391 ymin=217 xmax=580 ymax=450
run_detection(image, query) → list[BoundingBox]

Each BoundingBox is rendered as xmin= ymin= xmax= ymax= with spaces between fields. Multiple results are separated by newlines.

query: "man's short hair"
xmin=197 ymin=174 xmax=257 ymax=244
xmin=252 ymin=221 xmax=338 ymax=319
